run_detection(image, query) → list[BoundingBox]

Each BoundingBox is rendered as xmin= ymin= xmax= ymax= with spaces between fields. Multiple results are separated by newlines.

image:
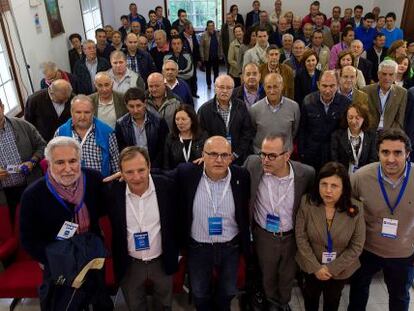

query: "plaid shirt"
xmin=127 ymin=54 xmax=139 ymax=74
xmin=216 ymin=101 xmax=232 ymax=132
xmin=71 ymin=124 xmax=120 ymax=174
xmin=0 ymin=120 xmax=26 ymax=187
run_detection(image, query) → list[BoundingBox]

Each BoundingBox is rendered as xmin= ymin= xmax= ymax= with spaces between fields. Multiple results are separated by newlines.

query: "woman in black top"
xmin=395 ymin=55 xmax=414 ymax=89
xmin=163 ymin=105 xmax=207 ymax=169
xmin=294 ymin=48 xmax=321 ymax=107
xmin=68 ymin=33 xmax=84 ymax=73
xmin=331 ymin=103 xmax=377 ymax=174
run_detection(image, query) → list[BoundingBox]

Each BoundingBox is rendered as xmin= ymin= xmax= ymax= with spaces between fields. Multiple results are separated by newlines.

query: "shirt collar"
xmin=216 ymin=100 xmax=232 ymax=112
xmin=320 ymin=94 xmax=335 ymax=106
xmin=265 ymin=96 xmax=283 ymax=108
xmin=347 ymin=127 xmax=364 ymax=140
xmin=265 ymin=162 xmax=294 ymax=181
xmin=203 ymin=168 xmax=231 ymax=184
xmin=165 ymin=78 xmax=179 ymax=89
xmin=379 ymin=162 xmax=408 ymax=187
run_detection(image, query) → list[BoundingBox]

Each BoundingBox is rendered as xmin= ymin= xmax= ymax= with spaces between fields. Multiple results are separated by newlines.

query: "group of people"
xmin=1 ymin=0 xmax=414 ymax=311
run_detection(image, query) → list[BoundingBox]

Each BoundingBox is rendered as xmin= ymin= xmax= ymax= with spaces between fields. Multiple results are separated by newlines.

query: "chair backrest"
xmin=99 ymin=216 xmax=112 ymax=253
xmin=14 ymin=204 xmax=35 ymax=261
xmin=0 ymin=205 xmax=13 ymax=243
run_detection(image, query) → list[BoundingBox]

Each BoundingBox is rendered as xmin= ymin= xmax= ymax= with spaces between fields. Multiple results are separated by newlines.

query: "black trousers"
xmin=4 ymin=184 xmax=26 ymax=224
xmin=205 ymin=57 xmax=219 ymax=86
xmin=303 ymin=273 xmax=346 ymax=311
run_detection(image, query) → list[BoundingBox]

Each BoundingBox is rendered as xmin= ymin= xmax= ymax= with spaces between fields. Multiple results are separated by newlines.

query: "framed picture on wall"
xmin=44 ymin=0 xmax=65 ymax=37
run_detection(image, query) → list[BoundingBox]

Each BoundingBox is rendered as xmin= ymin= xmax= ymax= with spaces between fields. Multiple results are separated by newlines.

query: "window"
xmin=0 ymin=30 xmax=20 ymax=116
xmin=80 ymin=0 xmax=103 ymax=41
xmin=167 ymin=0 xmax=222 ymax=31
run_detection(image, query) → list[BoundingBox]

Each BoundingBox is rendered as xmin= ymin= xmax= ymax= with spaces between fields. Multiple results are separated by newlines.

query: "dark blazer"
xmin=176 ymin=163 xmax=251 ymax=257
xmin=363 ymin=83 xmax=407 ymax=131
xmin=366 ymin=47 xmax=388 ymax=82
xmin=331 ymin=128 xmax=378 ymax=170
xmin=357 ymin=57 xmax=373 ymax=84
xmin=243 ymin=157 xmax=315 ymax=224
xmin=232 ymin=84 xmax=266 ymax=105
xmin=294 ymin=68 xmax=321 ymax=107
xmin=298 ymin=91 xmax=351 ymax=170
xmin=198 ymin=97 xmax=255 ymax=165
xmin=20 ymin=169 xmax=104 ymax=264
xmin=123 ymin=49 xmax=156 ymax=83
xmin=115 ymin=110 xmax=169 ymax=168
xmin=234 ymin=14 xmax=244 ymax=26
xmin=180 ymin=32 xmax=201 ymax=63
xmin=68 ymin=49 xmax=84 ymax=73
xmin=163 ymin=132 xmax=208 ymax=169
xmin=245 ymin=10 xmax=261 ymax=29
xmin=24 ymin=89 xmax=73 ymax=142
xmin=73 ymin=57 xmax=111 ymax=95
xmin=106 ymin=175 xmax=179 ymax=283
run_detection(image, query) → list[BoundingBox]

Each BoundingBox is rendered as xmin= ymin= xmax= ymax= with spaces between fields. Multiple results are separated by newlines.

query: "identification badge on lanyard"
xmin=208 ymin=217 xmax=223 ymax=235
xmin=134 ymin=232 xmax=150 ymax=250
xmin=266 ymin=214 xmax=280 ymax=233
xmin=322 ymin=251 xmax=337 ymax=264
xmin=381 ymin=218 xmax=398 ymax=238
xmin=56 ymin=221 xmax=79 ymax=240
xmin=6 ymin=165 xmax=20 ymax=174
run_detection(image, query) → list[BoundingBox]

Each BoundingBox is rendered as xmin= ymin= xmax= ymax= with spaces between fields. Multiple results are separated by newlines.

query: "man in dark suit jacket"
xmin=298 ymin=71 xmax=351 ymax=171
xmin=351 ymin=39 xmax=373 ymax=84
xmin=245 ymin=1 xmax=261 ymax=29
xmin=244 ymin=133 xmax=315 ymax=310
xmin=181 ymin=21 xmax=201 ymax=97
xmin=73 ymin=40 xmax=110 ymax=95
xmin=198 ymin=75 xmax=254 ymax=165
xmin=24 ymin=79 xmax=74 ymax=142
xmin=176 ymin=136 xmax=250 ymax=310
xmin=106 ymin=146 xmax=179 ymax=310
xmin=366 ymin=33 xmax=388 ymax=82
xmin=124 ymin=33 xmax=156 ymax=84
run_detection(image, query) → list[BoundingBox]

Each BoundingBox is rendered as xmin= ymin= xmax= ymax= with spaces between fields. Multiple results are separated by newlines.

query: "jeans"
xmin=188 ymin=238 xmax=240 ymax=311
xmin=348 ymin=250 xmax=414 ymax=311
xmin=205 ymin=57 xmax=219 ymax=87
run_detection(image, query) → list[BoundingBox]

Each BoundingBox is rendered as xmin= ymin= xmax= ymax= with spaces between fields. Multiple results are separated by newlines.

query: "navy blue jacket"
xmin=123 ymin=49 xmax=156 ymax=83
xmin=298 ymin=91 xmax=351 ymax=171
xmin=73 ymin=57 xmax=110 ymax=95
xmin=176 ymin=163 xmax=251 ymax=257
xmin=115 ymin=110 xmax=169 ymax=168
xmin=106 ymin=174 xmax=179 ymax=282
xmin=20 ymin=169 xmax=105 ymax=264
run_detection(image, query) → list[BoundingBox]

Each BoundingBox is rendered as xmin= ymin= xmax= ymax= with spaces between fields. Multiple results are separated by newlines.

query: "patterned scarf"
xmin=48 ymin=170 xmax=90 ymax=233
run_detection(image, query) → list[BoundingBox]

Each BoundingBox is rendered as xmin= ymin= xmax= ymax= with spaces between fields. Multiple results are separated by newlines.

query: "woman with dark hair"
xmin=238 ymin=28 xmax=257 ymax=69
xmin=331 ymin=103 xmax=377 ymax=174
xmin=336 ymin=50 xmax=366 ymax=89
xmin=394 ymin=55 xmax=414 ymax=89
xmin=68 ymin=33 xmax=84 ymax=73
xmin=295 ymin=162 xmax=366 ymax=311
xmin=294 ymin=48 xmax=321 ymax=106
xmin=163 ymin=105 xmax=207 ymax=169
xmin=230 ymin=4 xmax=244 ymax=26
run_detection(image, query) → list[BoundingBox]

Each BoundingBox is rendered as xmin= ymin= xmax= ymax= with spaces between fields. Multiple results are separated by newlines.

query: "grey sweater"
xmin=249 ymin=96 xmax=300 ymax=152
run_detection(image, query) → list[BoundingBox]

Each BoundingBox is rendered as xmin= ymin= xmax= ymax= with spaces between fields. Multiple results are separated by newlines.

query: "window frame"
xmin=79 ymin=0 xmax=104 ymax=41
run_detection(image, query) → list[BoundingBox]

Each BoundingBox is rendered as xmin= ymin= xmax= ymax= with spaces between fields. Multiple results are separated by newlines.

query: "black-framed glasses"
xmin=204 ymin=151 xmax=232 ymax=160
xmin=259 ymin=151 xmax=287 ymax=161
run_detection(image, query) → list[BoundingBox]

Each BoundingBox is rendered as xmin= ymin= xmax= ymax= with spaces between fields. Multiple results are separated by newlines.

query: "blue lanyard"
xmin=46 ymin=173 xmax=86 ymax=215
xmin=377 ymin=163 xmax=411 ymax=215
xmin=326 ymin=227 xmax=333 ymax=253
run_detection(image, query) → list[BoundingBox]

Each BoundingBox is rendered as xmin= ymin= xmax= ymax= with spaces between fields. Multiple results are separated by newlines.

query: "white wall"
xmin=8 ymin=0 xmax=84 ymax=94
xmin=112 ymin=0 xmax=164 ymax=30
xmin=101 ymin=0 xmax=116 ymax=28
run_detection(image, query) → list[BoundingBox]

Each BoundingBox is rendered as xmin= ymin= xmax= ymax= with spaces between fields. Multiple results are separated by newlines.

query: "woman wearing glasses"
xmin=331 ymin=103 xmax=377 ymax=175
xmin=295 ymin=162 xmax=365 ymax=311
xmin=163 ymin=105 xmax=207 ymax=169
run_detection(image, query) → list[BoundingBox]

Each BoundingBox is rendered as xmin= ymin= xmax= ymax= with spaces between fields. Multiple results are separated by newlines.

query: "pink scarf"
xmin=47 ymin=171 xmax=90 ymax=233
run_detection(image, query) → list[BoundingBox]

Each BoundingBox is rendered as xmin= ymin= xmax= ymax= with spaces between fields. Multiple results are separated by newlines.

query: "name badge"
xmin=266 ymin=214 xmax=280 ymax=233
xmin=208 ymin=217 xmax=223 ymax=236
xmin=381 ymin=218 xmax=398 ymax=238
xmin=6 ymin=165 xmax=20 ymax=174
xmin=56 ymin=221 xmax=78 ymax=240
xmin=134 ymin=232 xmax=150 ymax=251
xmin=322 ymin=251 xmax=337 ymax=264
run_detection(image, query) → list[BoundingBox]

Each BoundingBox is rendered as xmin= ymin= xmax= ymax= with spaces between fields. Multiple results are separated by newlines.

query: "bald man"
xmin=249 ymin=73 xmax=300 ymax=153
xmin=146 ymin=72 xmax=182 ymax=130
xmin=89 ymin=72 xmax=127 ymax=128
xmin=298 ymin=70 xmax=351 ymax=171
xmin=198 ymin=74 xmax=255 ymax=165
xmin=25 ymin=79 xmax=74 ymax=142
xmin=176 ymin=136 xmax=251 ymax=310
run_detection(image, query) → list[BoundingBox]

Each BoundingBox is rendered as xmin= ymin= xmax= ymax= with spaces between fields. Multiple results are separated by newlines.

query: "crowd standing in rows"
xmin=1 ymin=0 xmax=414 ymax=310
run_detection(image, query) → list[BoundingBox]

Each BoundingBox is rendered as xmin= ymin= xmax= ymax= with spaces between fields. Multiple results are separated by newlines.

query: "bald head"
xmin=49 ymin=79 xmax=72 ymax=104
xmin=319 ymin=70 xmax=338 ymax=103
xmin=215 ymin=75 xmax=234 ymax=105
xmin=147 ymin=72 xmax=166 ymax=98
xmin=204 ymin=136 xmax=231 ymax=152
xmin=94 ymin=72 xmax=113 ymax=99
xmin=203 ymin=136 xmax=232 ymax=180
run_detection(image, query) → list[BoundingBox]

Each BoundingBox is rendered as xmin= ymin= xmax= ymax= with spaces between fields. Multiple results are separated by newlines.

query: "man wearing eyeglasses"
xmin=244 ymin=133 xmax=314 ymax=310
xmin=176 ymin=136 xmax=251 ymax=310
xmin=198 ymin=74 xmax=255 ymax=165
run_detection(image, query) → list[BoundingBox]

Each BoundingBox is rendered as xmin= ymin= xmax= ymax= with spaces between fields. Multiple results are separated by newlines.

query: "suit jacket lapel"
xmin=115 ymin=182 xmax=128 ymax=242
xmin=309 ymin=203 xmax=327 ymax=245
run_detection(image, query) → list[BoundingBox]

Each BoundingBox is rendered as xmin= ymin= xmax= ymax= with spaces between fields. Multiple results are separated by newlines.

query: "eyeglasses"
xmin=216 ymin=85 xmax=233 ymax=91
xmin=259 ymin=151 xmax=287 ymax=161
xmin=204 ymin=151 xmax=232 ymax=160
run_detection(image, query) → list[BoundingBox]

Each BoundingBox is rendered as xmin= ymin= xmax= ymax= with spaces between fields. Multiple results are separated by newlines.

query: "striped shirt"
xmin=191 ymin=169 xmax=239 ymax=243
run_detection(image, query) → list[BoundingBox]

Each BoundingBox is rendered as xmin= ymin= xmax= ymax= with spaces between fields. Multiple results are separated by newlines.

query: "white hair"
xmin=162 ymin=59 xmax=179 ymax=71
xmin=70 ymin=94 xmax=94 ymax=110
xmin=378 ymin=59 xmax=398 ymax=74
xmin=282 ymin=33 xmax=294 ymax=41
xmin=45 ymin=136 xmax=82 ymax=162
